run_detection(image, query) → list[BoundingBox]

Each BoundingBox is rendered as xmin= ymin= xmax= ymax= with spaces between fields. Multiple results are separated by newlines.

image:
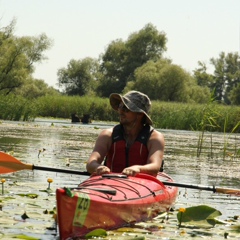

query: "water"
xmin=0 ymin=119 xmax=239 ymax=239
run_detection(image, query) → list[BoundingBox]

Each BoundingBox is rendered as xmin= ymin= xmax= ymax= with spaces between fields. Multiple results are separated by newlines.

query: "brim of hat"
xmin=109 ymin=93 xmax=153 ymax=125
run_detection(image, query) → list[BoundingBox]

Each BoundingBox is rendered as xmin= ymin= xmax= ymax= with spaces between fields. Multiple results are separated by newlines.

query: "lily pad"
xmin=116 ymin=227 xmax=150 ymax=233
xmin=84 ymin=228 xmax=107 ymax=238
xmin=13 ymin=235 xmax=40 ymax=239
xmin=1 ymin=196 xmax=15 ymax=200
xmin=230 ymin=224 xmax=240 ymax=233
xmin=177 ymin=205 xmax=222 ymax=227
xmin=39 ymin=188 xmax=53 ymax=194
xmin=17 ymin=193 xmax=38 ymax=199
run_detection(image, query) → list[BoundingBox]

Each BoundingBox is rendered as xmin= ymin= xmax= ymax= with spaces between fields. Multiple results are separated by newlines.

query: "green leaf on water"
xmin=85 ymin=228 xmax=107 ymax=238
xmin=27 ymin=203 xmax=41 ymax=207
xmin=230 ymin=225 xmax=240 ymax=233
xmin=17 ymin=193 xmax=38 ymax=199
xmin=1 ymin=196 xmax=15 ymax=200
xmin=116 ymin=227 xmax=150 ymax=233
xmin=13 ymin=235 xmax=40 ymax=239
xmin=128 ymin=237 xmax=145 ymax=240
xmin=39 ymin=188 xmax=53 ymax=193
xmin=177 ymin=205 xmax=222 ymax=228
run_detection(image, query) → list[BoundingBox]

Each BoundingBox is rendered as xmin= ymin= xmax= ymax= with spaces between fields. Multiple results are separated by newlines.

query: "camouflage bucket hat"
xmin=109 ymin=91 xmax=153 ymax=125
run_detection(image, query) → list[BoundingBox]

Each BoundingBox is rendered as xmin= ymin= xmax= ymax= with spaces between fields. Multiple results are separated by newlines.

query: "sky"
xmin=0 ymin=0 xmax=240 ymax=89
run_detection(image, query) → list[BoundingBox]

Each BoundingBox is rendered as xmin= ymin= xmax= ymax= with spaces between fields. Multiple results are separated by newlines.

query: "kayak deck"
xmin=56 ymin=172 xmax=178 ymax=239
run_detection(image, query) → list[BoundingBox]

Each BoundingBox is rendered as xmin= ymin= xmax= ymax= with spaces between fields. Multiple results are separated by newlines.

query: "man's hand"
xmin=122 ymin=166 xmax=141 ymax=176
xmin=95 ymin=166 xmax=111 ymax=175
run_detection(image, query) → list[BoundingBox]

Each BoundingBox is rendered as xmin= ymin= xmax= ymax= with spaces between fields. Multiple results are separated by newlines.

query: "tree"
xmin=229 ymin=83 xmax=240 ymax=105
xmin=57 ymin=57 xmax=100 ymax=96
xmin=193 ymin=61 xmax=214 ymax=88
xmin=98 ymin=23 xmax=167 ymax=96
xmin=0 ymin=19 xmax=52 ymax=95
xmin=210 ymin=52 xmax=227 ymax=103
xmin=223 ymin=52 xmax=240 ymax=104
xmin=97 ymin=40 xmax=127 ymax=96
xmin=210 ymin=52 xmax=240 ymax=104
xmin=126 ymin=60 xmax=210 ymax=103
xmin=14 ymin=78 xmax=60 ymax=99
xmin=194 ymin=52 xmax=240 ymax=105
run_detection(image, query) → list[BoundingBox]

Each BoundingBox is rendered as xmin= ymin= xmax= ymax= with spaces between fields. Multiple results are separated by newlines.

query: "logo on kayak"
xmin=73 ymin=193 xmax=91 ymax=227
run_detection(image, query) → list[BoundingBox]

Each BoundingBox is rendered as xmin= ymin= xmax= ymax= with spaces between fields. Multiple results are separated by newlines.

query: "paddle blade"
xmin=0 ymin=152 xmax=33 ymax=174
xmin=216 ymin=187 xmax=240 ymax=196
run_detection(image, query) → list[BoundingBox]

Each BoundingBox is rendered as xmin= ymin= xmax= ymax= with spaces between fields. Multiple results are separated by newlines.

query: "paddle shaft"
xmin=33 ymin=165 xmax=90 ymax=176
xmin=162 ymin=181 xmax=215 ymax=191
xmin=162 ymin=181 xmax=240 ymax=195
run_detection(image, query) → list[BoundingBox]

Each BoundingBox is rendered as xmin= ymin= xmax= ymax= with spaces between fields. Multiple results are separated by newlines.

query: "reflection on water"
xmin=0 ymin=119 xmax=239 ymax=238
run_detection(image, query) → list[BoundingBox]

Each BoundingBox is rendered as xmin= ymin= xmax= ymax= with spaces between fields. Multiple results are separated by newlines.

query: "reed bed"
xmin=0 ymin=95 xmax=239 ymax=133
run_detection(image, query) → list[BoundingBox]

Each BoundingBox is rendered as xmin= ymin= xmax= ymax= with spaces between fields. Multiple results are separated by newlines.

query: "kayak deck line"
xmin=72 ymin=187 xmax=117 ymax=195
xmin=79 ymin=175 xmax=158 ymax=200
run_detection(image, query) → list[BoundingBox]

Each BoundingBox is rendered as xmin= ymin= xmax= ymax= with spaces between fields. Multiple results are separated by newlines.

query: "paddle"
xmin=1 ymin=151 xmax=240 ymax=196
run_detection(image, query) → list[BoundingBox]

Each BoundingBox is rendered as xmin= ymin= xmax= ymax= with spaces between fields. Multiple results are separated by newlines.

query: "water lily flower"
xmin=47 ymin=178 xmax=53 ymax=189
xmin=48 ymin=178 xmax=53 ymax=183
xmin=179 ymin=208 xmax=186 ymax=213
xmin=178 ymin=208 xmax=186 ymax=227
xmin=1 ymin=179 xmax=6 ymax=195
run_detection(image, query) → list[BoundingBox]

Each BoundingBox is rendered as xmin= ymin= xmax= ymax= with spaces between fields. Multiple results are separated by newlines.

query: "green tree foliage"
xmin=229 ymin=83 xmax=240 ymax=105
xmin=0 ymin=19 xmax=52 ymax=95
xmin=55 ymin=22 xmax=239 ymax=105
xmin=126 ymin=60 xmax=210 ymax=103
xmin=194 ymin=52 xmax=240 ymax=105
xmin=14 ymin=78 xmax=60 ymax=99
xmin=98 ymin=23 xmax=167 ymax=96
xmin=97 ymin=40 xmax=127 ymax=96
xmin=57 ymin=57 xmax=101 ymax=96
xmin=193 ymin=61 xmax=214 ymax=88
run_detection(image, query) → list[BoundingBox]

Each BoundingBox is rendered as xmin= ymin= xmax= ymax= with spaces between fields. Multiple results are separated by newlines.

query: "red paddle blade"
xmin=0 ymin=152 xmax=33 ymax=174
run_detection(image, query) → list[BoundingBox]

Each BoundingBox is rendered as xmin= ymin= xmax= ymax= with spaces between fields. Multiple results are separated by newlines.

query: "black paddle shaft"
xmin=33 ymin=165 xmax=90 ymax=176
xmin=162 ymin=181 xmax=216 ymax=193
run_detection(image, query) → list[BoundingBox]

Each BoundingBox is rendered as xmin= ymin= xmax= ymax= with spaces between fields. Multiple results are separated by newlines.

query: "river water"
xmin=0 ymin=119 xmax=239 ymax=239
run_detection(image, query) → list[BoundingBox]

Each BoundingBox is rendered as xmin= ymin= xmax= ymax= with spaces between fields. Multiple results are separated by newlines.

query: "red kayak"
xmin=56 ymin=172 xmax=178 ymax=239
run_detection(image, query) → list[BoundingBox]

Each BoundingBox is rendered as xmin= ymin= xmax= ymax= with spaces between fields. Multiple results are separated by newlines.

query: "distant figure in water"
xmin=81 ymin=114 xmax=91 ymax=124
xmin=71 ymin=113 xmax=91 ymax=123
xmin=71 ymin=113 xmax=80 ymax=123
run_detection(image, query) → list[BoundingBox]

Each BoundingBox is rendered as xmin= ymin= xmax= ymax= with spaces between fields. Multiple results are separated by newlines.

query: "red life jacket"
xmin=105 ymin=124 xmax=154 ymax=172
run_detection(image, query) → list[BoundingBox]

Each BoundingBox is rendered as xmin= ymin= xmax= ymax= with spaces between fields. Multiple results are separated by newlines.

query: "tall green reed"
xmin=0 ymin=95 xmax=37 ymax=121
xmin=222 ymin=113 xmax=240 ymax=160
xmin=0 ymin=94 xmax=239 ymax=136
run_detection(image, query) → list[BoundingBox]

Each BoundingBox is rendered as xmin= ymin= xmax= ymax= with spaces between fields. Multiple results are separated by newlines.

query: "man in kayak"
xmin=86 ymin=91 xmax=164 ymax=177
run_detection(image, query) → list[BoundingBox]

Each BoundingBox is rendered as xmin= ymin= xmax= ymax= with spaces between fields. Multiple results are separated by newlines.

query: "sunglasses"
xmin=118 ymin=103 xmax=130 ymax=112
